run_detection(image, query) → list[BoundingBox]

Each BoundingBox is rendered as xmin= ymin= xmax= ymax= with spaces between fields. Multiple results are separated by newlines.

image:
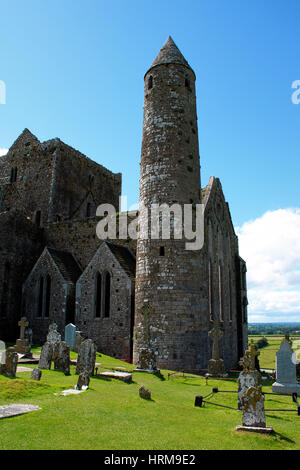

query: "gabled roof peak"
xmin=9 ymin=128 xmax=40 ymax=152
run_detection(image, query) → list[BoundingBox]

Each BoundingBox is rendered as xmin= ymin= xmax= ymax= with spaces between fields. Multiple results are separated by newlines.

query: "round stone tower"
xmin=133 ymin=37 xmax=207 ymax=371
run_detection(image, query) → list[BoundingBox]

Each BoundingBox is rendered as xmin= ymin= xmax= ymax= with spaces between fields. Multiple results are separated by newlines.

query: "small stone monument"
xmin=0 ymin=347 xmax=18 ymax=378
xmin=65 ymin=323 xmax=77 ymax=350
xmin=15 ymin=317 xmax=31 ymax=356
xmin=76 ymin=370 xmax=90 ymax=390
xmin=238 ymin=341 xmax=261 ymax=410
xmin=272 ymin=334 xmax=300 ymax=395
xmin=135 ymin=348 xmax=157 ymax=372
xmin=208 ymin=325 xmax=224 ymax=376
xmin=139 ymin=385 xmax=151 ymax=400
xmin=47 ymin=323 xmax=61 ymax=345
xmin=74 ymin=331 xmax=84 ymax=353
xmin=236 ymin=385 xmax=273 ymax=434
xmin=31 ymin=368 xmax=42 ymax=381
xmin=76 ymin=339 xmax=96 ymax=376
xmin=54 ymin=341 xmax=70 ymax=375
xmin=38 ymin=323 xmax=64 ymax=371
xmin=39 ymin=342 xmax=53 ymax=370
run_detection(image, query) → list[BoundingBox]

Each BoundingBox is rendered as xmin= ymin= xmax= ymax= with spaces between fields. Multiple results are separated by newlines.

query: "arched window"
xmin=148 ymin=75 xmax=153 ymax=90
xmin=185 ymin=78 xmax=191 ymax=89
xmin=86 ymin=202 xmax=91 ymax=218
xmin=104 ymin=272 xmax=111 ymax=318
xmin=45 ymin=275 xmax=51 ymax=318
xmin=38 ymin=277 xmax=44 ymax=317
xmin=95 ymin=272 xmax=102 ymax=318
xmin=10 ymin=167 xmax=17 ymax=183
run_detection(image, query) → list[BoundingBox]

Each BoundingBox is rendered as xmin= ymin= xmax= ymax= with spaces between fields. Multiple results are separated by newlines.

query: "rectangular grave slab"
xmin=0 ymin=404 xmax=41 ymax=419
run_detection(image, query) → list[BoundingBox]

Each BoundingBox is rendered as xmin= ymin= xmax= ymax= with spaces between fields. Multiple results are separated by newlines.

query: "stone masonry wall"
xmin=76 ymin=243 xmax=133 ymax=359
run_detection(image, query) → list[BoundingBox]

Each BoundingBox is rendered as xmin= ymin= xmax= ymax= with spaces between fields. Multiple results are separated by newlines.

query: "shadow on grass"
xmin=92 ymin=375 xmax=136 ymax=385
xmin=273 ymin=431 xmax=295 ymax=443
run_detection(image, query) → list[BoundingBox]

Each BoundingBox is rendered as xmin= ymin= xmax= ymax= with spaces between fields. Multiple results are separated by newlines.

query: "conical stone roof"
xmin=146 ymin=36 xmax=194 ymax=75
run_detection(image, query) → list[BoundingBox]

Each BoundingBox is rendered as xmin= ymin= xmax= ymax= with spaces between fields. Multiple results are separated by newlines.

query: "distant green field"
xmin=248 ymin=335 xmax=300 ymax=370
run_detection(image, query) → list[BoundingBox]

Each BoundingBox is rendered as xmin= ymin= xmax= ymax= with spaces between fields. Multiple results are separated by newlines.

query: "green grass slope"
xmin=0 ymin=350 xmax=299 ymax=450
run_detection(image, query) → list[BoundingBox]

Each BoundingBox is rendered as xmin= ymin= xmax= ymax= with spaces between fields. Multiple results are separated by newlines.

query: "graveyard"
xmin=0 ymin=324 xmax=300 ymax=450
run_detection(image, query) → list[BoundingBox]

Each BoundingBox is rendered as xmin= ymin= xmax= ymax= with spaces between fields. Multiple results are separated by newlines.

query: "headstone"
xmin=38 ymin=342 xmax=53 ymax=370
xmin=0 ymin=347 xmax=18 ymax=378
xmin=74 ymin=331 xmax=84 ymax=353
xmin=54 ymin=341 xmax=70 ymax=375
xmin=137 ymin=348 xmax=157 ymax=372
xmin=208 ymin=325 xmax=224 ymax=376
xmin=236 ymin=385 xmax=273 ymax=434
xmin=15 ymin=317 xmax=31 ymax=356
xmin=139 ymin=385 xmax=151 ymax=400
xmin=47 ymin=323 xmax=61 ymax=345
xmin=272 ymin=336 xmax=300 ymax=395
xmin=31 ymin=368 xmax=42 ymax=381
xmin=65 ymin=323 xmax=77 ymax=350
xmin=0 ymin=341 xmax=6 ymax=365
xmin=76 ymin=370 xmax=90 ymax=390
xmin=238 ymin=341 xmax=261 ymax=409
xmin=24 ymin=327 xmax=33 ymax=347
xmin=76 ymin=339 xmax=96 ymax=376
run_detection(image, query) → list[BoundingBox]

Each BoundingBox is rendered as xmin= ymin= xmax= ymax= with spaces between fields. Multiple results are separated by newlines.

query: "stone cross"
xmin=245 ymin=340 xmax=259 ymax=371
xmin=208 ymin=325 xmax=223 ymax=360
xmin=18 ymin=317 xmax=29 ymax=340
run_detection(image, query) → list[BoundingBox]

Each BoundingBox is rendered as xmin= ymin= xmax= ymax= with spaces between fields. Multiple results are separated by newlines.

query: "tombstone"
xmin=136 ymin=348 xmax=157 ymax=372
xmin=76 ymin=370 xmax=90 ymax=390
xmin=208 ymin=325 xmax=224 ymax=376
xmin=0 ymin=341 xmax=6 ymax=365
xmin=38 ymin=342 xmax=53 ymax=370
xmin=238 ymin=341 xmax=261 ymax=409
xmin=47 ymin=323 xmax=61 ymax=345
xmin=54 ymin=341 xmax=70 ymax=375
xmin=65 ymin=323 xmax=76 ymax=350
xmin=76 ymin=339 xmax=96 ymax=376
xmin=139 ymin=385 xmax=151 ymax=400
xmin=0 ymin=347 xmax=18 ymax=378
xmin=74 ymin=331 xmax=84 ymax=353
xmin=272 ymin=336 xmax=300 ymax=395
xmin=236 ymin=385 xmax=273 ymax=433
xmin=15 ymin=317 xmax=31 ymax=356
xmin=31 ymin=368 xmax=42 ymax=381
xmin=24 ymin=327 xmax=33 ymax=347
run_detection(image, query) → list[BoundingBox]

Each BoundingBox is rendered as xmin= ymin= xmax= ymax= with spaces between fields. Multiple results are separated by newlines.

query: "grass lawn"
xmin=0 ymin=349 xmax=300 ymax=450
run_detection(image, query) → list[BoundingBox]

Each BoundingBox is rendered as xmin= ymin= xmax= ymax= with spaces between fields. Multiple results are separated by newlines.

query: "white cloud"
xmin=0 ymin=148 xmax=8 ymax=157
xmin=236 ymin=208 xmax=300 ymax=322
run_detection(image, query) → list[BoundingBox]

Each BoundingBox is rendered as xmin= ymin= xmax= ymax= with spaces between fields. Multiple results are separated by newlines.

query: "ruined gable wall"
xmin=50 ymin=142 xmax=122 ymax=222
xmin=76 ymin=244 xmax=133 ymax=359
xmin=22 ymin=249 xmax=74 ymax=344
xmin=0 ymin=140 xmax=56 ymax=226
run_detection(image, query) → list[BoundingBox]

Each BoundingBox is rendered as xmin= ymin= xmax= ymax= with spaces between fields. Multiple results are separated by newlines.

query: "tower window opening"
xmin=10 ymin=167 xmax=17 ymax=183
xmin=148 ymin=75 xmax=153 ymax=90
xmin=34 ymin=210 xmax=41 ymax=227
xmin=159 ymin=246 xmax=165 ymax=256
xmin=104 ymin=272 xmax=111 ymax=318
xmin=185 ymin=78 xmax=190 ymax=88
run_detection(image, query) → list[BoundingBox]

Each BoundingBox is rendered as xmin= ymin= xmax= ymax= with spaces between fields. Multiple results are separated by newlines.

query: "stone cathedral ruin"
xmin=0 ymin=37 xmax=248 ymax=371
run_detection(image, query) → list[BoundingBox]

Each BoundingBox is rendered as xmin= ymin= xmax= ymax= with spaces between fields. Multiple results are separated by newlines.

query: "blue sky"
xmin=0 ymin=0 xmax=300 ymax=321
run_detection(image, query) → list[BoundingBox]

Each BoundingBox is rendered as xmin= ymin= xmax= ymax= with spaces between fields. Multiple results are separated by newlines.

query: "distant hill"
xmin=249 ymin=323 xmax=300 ymax=335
